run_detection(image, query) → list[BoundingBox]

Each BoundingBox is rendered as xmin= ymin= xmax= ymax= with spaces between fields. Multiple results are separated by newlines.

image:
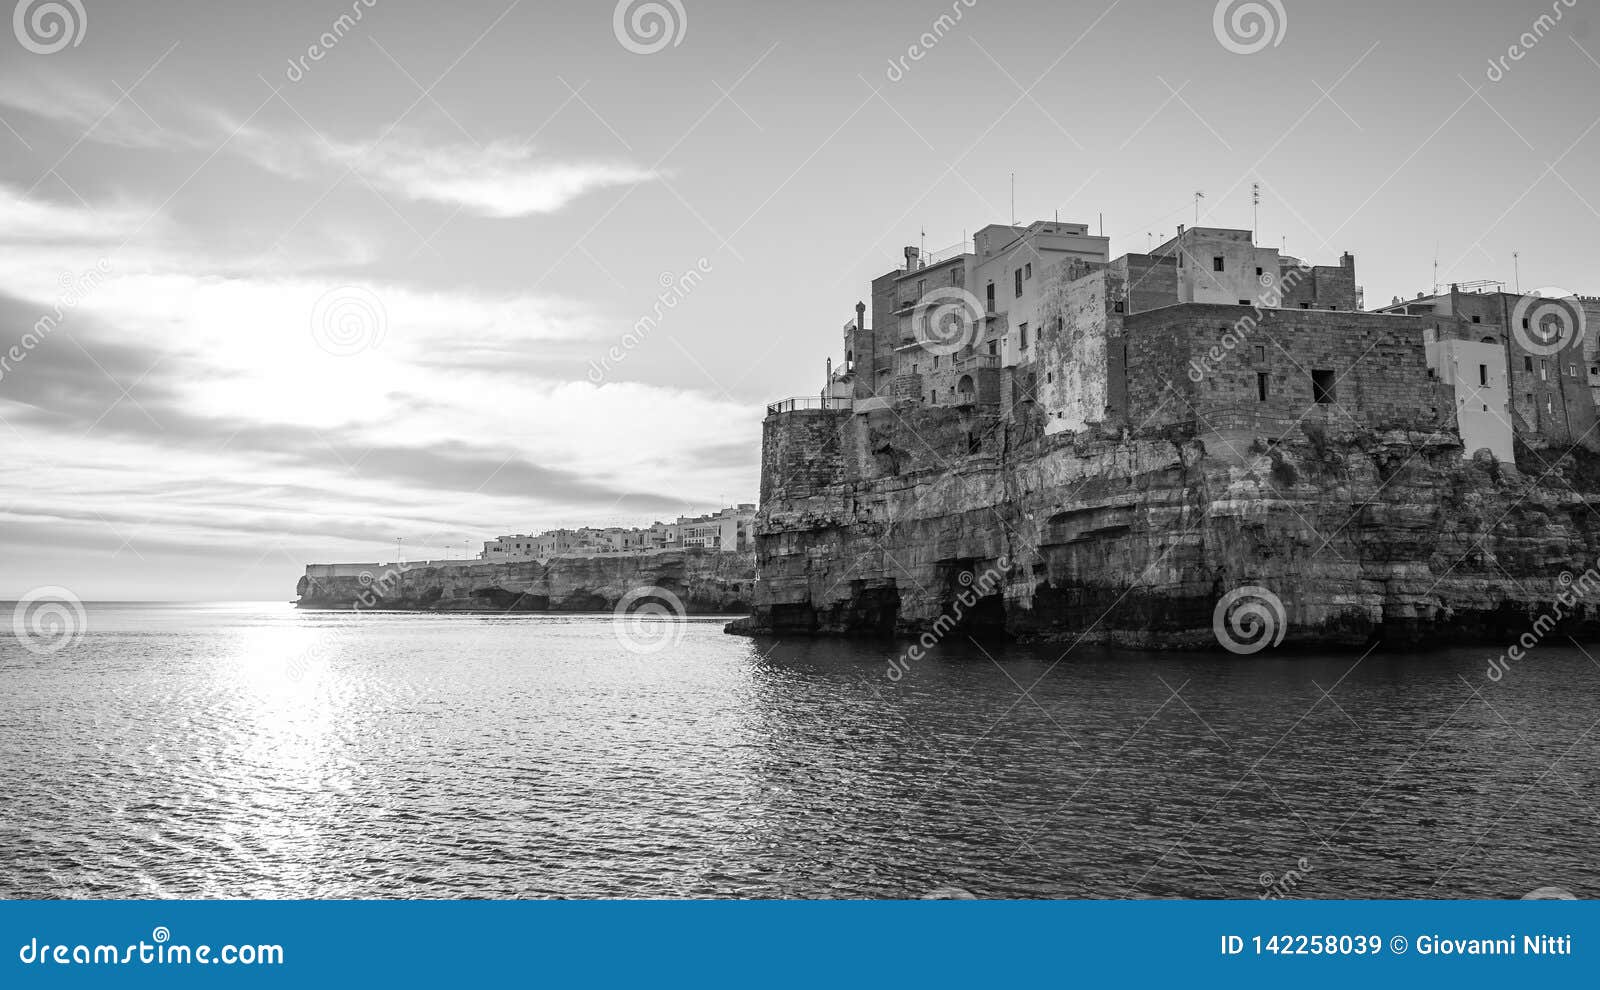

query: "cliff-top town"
xmin=795 ymin=218 xmax=1598 ymax=464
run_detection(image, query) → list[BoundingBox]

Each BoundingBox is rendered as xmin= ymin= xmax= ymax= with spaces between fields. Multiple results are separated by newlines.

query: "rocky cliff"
xmin=297 ymin=549 xmax=757 ymax=613
xmin=729 ymin=405 xmax=1600 ymax=648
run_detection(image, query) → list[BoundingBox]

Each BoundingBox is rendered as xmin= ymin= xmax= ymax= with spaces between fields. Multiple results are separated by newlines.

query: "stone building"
xmin=800 ymin=215 xmax=1596 ymax=465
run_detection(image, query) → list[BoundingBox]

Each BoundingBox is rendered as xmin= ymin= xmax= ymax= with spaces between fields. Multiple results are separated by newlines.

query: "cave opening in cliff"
xmin=938 ymin=559 xmax=1009 ymax=639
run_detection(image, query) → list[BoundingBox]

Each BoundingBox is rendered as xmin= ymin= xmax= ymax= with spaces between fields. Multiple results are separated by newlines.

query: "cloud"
xmin=333 ymin=139 xmax=659 ymax=218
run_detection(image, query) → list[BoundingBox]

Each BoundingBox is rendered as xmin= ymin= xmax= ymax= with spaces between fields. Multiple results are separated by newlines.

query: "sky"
xmin=1 ymin=0 xmax=1597 ymax=599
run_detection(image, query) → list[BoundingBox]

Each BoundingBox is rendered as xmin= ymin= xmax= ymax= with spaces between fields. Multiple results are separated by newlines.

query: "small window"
xmin=1019 ymin=323 xmax=1029 ymax=349
xmin=1113 ymin=300 xmax=1126 ymax=314
xmin=1300 ymin=302 xmax=1311 ymax=309
xmin=987 ymin=341 xmax=997 ymax=356
xmin=933 ymin=355 xmax=939 ymax=368
xmin=1526 ymin=393 xmax=1534 ymax=406
xmin=1046 ymin=372 xmax=1053 ymax=383
xmin=951 ymin=269 xmax=961 ymax=286
xmin=1024 ymin=263 xmax=1033 ymax=279
xmin=1254 ymin=345 xmax=1266 ymax=361
xmin=1312 ymin=369 xmax=1336 ymax=404
xmin=1472 ymin=315 xmax=1481 ymax=324
xmin=1255 ymin=267 xmax=1263 ymax=277
xmin=1540 ymin=361 xmax=1548 ymax=381
xmin=1212 ymin=256 xmax=1225 ymax=272
xmin=917 ymin=279 xmax=925 ymax=297
xmin=1478 ymin=364 xmax=1488 ymax=386
xmin=1522 ymin=318 xmax=1530 ymax=329
xmin=1525 ymin=356 xmax=1534 ymax=372
xmin=1257 ymin=372 xmax=1270 ymax=402
xmin=1015 ymin=269 xmax=1023 ymax=297
xmin=1239 ymin=299 xmax=1250 ymax=305
xmin=1570 ymin=364 xmax=1578 ymax=378
xmin=986 ymin=283 xmax=995 ymax=309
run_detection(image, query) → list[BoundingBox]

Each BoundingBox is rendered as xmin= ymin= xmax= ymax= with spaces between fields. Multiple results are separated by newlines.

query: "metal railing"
xmin=766 ymin=395 xmax=834 ymax=415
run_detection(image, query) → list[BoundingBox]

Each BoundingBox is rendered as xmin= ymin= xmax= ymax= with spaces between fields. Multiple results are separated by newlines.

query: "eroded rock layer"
xmin=297 ymin=549 xmax=756 ymax=613
xmin=730 ymin=406 xmax=1600 ymax=648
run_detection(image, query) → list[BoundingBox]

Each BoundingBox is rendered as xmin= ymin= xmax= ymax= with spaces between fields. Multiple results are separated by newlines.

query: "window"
xmin=1257 ymin=372 xmax=1270 ymax=402
xmin=1312 ymin=369 xmax=1336 ymax=404
xmin=917 ymin=279 xmax=925 ymax=297
xmin=1300 ymin=302 xmax=1311 ymax=309
xmin=1046 ymin=372 xmax=1053 ymax=383
xmin=1019 ymin=323 xmax=1030 ymax=349
xmin=986 ymin=282 xmax=995 ymax=310
xmin=1540 ymin=360 xmax=1548 ymax=381
xmin=1525 ymin=356 xmax=1534 ymax=372
xmin=1113 ymin=299 xmax=1126 ymax=314
xmin=1472 ymin=315 xmax=1481 ymax=324
xmin=1254 ymin=345 xmax=1266 ymax=361
xmin=1570 ymin=364 xmax=1578 ymax=378
xmin=1015 ymin=269 xmax=1023 ymax=297
xmin=1479 ymin=364 xmax=1488 ymax=386
xmin=932 ymin=355 xmax=939 ymax=368
xmin=1025 ymin=263 xmax=1033 ymax=279
xmin=1255 ymin=267 xmax=1263 ymax=277
xmin=951 ymin=269 xmax=961 ymax=286
xmin=1239 ymin=299 xmax=1250 ymax=305
xmin=1213 ymin=256 xmax=1225 ymax=272
xmin=1526 ymin=393 xmax=1534 ymax=406
xmin=1522 ymin=318 xmax=1530 ymax=329
xmin=987 ymin=341 xmax=997 ymax=356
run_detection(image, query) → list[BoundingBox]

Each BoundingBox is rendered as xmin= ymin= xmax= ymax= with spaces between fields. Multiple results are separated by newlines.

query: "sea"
xmin=1 ymin=602 xmax=1595 ymax=900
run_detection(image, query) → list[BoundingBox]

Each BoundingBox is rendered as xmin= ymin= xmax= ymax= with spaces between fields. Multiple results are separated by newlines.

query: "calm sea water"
xmin=1 ymin=602 xmax=1595 ymax=900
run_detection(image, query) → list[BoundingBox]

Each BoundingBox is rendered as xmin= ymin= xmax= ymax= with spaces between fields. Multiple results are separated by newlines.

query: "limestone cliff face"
xmin=730 ymin=405 xmax=1600 ymax=648
xmin=296 ymin=550 xmax=756 ymax=613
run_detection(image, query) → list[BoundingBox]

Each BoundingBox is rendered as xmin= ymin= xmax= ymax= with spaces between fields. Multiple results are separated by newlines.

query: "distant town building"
xmin=479 ymin=505 xmax=756 ymax=562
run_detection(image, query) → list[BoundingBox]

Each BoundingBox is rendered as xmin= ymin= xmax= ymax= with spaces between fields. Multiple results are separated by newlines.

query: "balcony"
xmin=766 ymin=395 xmax=839 ymax=416
xmin=957 ymin=353 xmax=1001 ymax=369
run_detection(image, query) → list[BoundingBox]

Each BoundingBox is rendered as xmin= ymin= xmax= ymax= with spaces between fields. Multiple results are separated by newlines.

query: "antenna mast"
xmin=1251 ymin=182 xmax=1260 ymax=245
xmin=1513 ymin=251 xmax=1521 ymax=293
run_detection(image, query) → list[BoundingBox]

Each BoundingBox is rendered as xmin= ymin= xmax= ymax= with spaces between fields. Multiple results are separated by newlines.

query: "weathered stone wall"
xmin=760 ymin=408 xmax=850 ymax=503
xmin=1123 ymin=306 xmax=1444 ymax=443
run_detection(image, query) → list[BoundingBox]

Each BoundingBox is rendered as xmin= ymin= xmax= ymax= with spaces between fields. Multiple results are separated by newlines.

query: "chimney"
xmin=904 ymin=246 xmax=920 ymax=270
xmin=856 ymin=301 xmax=866 ymax=331
xmin=1341 ymin=252 xmax=1354 ymax=272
